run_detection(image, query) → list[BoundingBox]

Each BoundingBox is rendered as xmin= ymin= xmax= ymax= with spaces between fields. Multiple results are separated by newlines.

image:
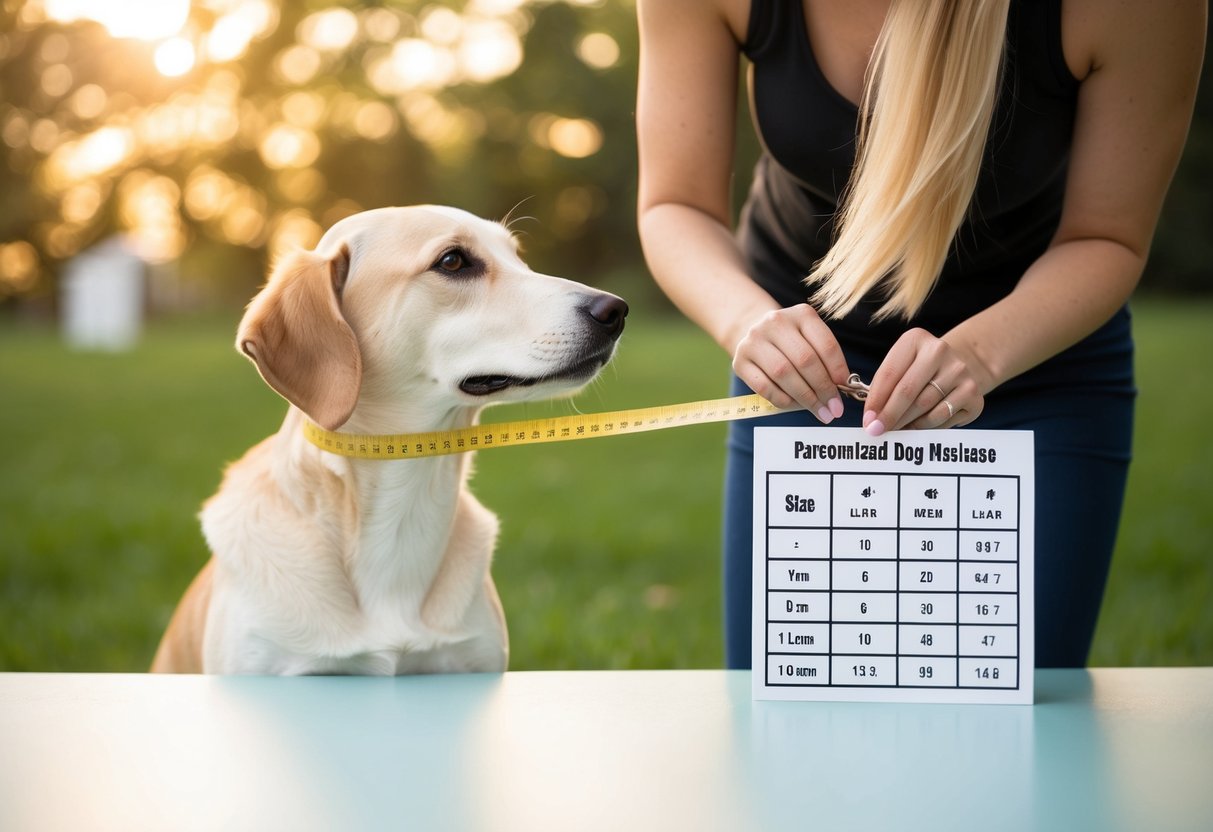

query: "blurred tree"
xmin=0 ymin=0 xmax=650 ymax=309
xmin=0 ymin=0 xmax=1207 ymax=313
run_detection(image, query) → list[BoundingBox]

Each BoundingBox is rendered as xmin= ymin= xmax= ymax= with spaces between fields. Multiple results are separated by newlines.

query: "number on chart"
xmin=852 ymin=665 xmax=877 ymax=678
xmin=975 ymin=540 xmax=1001 ymax=553
xmin=974 ymin=572 xmax=1001 ymax=584
xmin=981 ymin=635 xmax=996 ymax=646
xmin=920 ymin=539 xmax=934 ymax=552
xmin=975 ymin=667 xmax=1001 ymax=680
xmin=918 ymin=666 xmax=933 ymax=679
xmin=920 ymin=634 xmax=933 ymax=646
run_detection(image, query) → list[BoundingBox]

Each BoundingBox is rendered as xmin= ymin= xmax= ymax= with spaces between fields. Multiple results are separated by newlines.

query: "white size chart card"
xmin=752 ymin=428 xmax=1034 ymax=704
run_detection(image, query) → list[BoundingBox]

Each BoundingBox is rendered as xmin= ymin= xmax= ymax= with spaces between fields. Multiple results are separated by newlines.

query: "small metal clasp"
xmin=838 ymin=373 xmax=870 ymax=401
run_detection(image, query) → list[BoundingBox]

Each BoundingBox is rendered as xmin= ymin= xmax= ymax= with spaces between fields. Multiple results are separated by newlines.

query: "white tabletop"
xmin=1 ymin=668 xmax=1211 ymax=832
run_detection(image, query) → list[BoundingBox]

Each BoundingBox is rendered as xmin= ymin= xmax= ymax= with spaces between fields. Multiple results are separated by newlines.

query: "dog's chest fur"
xmin=197 ymin=419 xmax=504 ymax=675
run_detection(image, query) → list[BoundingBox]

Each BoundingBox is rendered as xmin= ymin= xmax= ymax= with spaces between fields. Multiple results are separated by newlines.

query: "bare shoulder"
xmin=1053 ymin=0 xmax=1205 ymax=253
xmin=1062 ymin=0 xmax=1207 ymax=80
xmin=719 ymin=0 xmax=751 ymax=43
xmin=638 ymin=0 xmax=750 ymax=44
xmin=637 ymin=0 xmax=752 ymax=219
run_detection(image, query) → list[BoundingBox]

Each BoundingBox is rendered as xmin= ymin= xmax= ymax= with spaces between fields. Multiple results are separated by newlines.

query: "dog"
xmin=151 ymin=205 xmax=626 ymax=674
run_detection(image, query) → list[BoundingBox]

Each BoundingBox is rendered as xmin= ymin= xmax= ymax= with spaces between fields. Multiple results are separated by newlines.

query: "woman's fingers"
xmin=863 ymin=329 xmax=985 ymax=435
xmin=732 ymin=304 xmax=851 ymax=422
xmin=904 ymin=374 xmax=983 ymax=430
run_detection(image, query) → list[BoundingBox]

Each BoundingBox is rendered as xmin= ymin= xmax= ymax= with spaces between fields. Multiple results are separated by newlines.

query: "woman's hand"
xmin=732 ymin=303 xmax=852 ymax=423
xmin=862 ymin=328 xmax=991 ymax=436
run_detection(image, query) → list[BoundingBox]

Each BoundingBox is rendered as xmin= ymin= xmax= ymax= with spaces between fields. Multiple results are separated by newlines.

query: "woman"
xmin=636 ymin=0 xmax=1205 ymax=667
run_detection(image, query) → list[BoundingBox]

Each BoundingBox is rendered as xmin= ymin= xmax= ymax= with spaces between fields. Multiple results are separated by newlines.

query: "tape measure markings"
xmin=303 ymin=393 xmax=797 ymax=460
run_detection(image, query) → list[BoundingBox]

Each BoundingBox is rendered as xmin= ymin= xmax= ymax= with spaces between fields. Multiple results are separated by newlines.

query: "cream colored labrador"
xmin=152 ymin=206 xmax=626 ymax=675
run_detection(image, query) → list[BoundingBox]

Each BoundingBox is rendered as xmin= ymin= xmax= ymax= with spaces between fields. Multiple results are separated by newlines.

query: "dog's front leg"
xmin=420 ymin=494 xmax=501 ymax=635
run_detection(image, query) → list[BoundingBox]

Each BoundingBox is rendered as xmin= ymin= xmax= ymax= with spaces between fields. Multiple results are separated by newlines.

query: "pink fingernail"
xmin=862 ymin=410 xmax=876 ymax=428
xmin=865 ymin=418 xmax=885 ymax=437
xmin=828 ymin=397 xmax=844 ymax=418
xmin=816 ymin=406 xmax=834 ymax=424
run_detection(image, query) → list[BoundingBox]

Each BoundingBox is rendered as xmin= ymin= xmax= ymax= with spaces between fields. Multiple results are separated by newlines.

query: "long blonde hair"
xmin=808 ymin=0 xmax=1012 ymax=321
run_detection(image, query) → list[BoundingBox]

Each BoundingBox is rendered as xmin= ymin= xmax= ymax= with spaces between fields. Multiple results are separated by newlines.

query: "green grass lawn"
xmin=1 ymin=298 xmax=1210 ymax=671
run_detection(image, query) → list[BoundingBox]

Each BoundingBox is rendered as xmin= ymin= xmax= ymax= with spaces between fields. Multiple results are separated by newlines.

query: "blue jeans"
xmin=722 ymin=307 xmax=1136 ymax=668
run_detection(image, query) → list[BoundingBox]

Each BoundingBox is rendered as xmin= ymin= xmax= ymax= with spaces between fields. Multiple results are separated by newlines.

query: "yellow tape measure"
xmin=303 ymin=393 xmax=796 ymax=460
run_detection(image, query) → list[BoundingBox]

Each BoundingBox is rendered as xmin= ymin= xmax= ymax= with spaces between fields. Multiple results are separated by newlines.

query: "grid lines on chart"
xmin=763 ymin=470 xmax=1022 ymax=691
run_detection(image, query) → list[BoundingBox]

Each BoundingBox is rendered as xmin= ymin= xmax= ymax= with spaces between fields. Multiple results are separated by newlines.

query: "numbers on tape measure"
xmin=303 ymin=394 xmax=791 ymax=460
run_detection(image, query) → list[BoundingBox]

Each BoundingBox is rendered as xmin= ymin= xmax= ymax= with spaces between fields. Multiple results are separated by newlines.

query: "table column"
xmin=764 ymin=473 xmax=832 ymax=686
xmin=958 ymin=476 xmax=1021 ymax=689
xmin=897 ymin=475 xmax=961 ymax=687
xmin=829 ymin=474 xmax=899 ymax=686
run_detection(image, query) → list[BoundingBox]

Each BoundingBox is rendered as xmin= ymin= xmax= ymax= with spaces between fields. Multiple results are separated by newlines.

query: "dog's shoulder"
xmin=199 ymin=431 xmax=356 ymax=566
xmin=199 ymin=435 xmax=278 ymax=530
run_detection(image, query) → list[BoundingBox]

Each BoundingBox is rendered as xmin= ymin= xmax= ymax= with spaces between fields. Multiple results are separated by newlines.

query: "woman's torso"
xmin=735 ymin=0 xmax=1086 ymax=359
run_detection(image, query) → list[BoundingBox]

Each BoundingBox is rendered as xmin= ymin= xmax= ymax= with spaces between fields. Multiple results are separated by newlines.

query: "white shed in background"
xmin=61 ymin=236 xmax=146 ymax=351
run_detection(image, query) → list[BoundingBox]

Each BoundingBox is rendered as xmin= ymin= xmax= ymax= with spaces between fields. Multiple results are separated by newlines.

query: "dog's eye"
xmin=435 ymin=249 xmax=469 ymax=273
xmin=430 ymin=247 xmax=485 ymax=279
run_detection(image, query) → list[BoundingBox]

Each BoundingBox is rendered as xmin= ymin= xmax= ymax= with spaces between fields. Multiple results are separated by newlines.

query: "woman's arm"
xmin=863 ymin=0 xmax=1206 ymax=436
xmin=636 ymin=0 xmax=851 ymax=422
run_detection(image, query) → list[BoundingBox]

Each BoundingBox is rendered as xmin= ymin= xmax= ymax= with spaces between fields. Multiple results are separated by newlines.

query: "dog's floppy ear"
xmin=236 ymin=245 xmax=361 ymax=431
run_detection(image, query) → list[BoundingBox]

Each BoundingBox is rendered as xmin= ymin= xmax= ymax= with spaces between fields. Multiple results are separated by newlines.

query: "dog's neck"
xmin=274 ymin=401 xmax=486 ymax=597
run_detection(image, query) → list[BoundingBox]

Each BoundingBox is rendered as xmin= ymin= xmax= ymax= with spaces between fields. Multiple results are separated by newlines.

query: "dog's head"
xmin=236 ymin=205 xmax=627 ymax=431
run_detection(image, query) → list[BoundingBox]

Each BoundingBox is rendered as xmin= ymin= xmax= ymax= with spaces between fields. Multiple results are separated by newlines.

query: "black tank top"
xmin=738 ymin=0 xmax=1081 ymax=358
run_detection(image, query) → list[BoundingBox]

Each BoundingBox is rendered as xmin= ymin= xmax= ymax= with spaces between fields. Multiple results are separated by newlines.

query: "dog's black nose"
xmin=586 ymin=294 xmax=628 ymax=338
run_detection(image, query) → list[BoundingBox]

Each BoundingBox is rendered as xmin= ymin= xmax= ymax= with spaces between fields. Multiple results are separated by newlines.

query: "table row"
xmin=767 ymin=472 xmax=1020 ymax=528
xmin=768 ymin=591 xmax=1019 ymax=624
xmin=768 ymin=559 xmax=1017 ymax=592
xmin=767 ymin=622 xmax=1018 ymax=656
xmin=766 ymin=654 xmax=1020 ymax=689
xmin=766 ymin=528 xmax=1018 ymax=560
